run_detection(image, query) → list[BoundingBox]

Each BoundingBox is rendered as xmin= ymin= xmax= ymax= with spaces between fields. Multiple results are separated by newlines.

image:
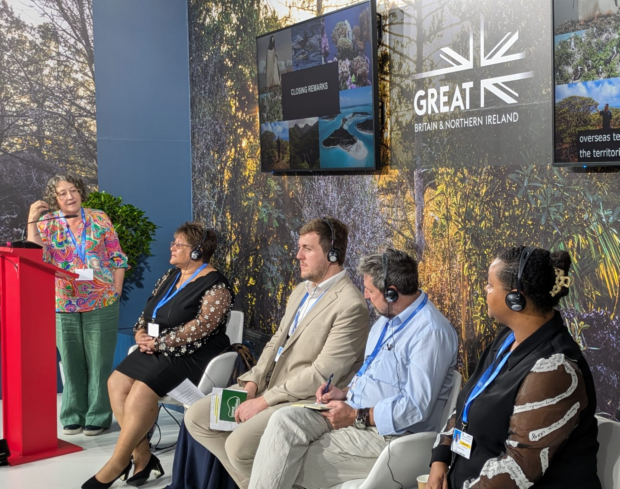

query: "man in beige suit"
xmin=184 ymin=217 xmax=369 ymax=488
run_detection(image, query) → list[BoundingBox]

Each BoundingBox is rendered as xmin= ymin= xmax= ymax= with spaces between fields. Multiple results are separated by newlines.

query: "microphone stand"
xmin=7 ymin=214 xmax=78 ymax=249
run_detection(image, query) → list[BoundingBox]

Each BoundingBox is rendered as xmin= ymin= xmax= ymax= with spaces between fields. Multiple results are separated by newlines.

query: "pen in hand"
xmin=320 ymin=373 xmax=334 ymax=404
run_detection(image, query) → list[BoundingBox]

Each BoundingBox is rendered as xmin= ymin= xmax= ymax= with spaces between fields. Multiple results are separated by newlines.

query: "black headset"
xmin=505 ymin=246 xmax=536 ymax=312
xmin=322 ymin=218 xmax=340 ymax=264
xmin=382 ymin=252 xmax=399 ymax=303
xmin=190 ymin=226 xmax=210 ymax=261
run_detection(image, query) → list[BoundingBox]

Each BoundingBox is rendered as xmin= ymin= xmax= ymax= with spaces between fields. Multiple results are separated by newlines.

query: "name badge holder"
xmin=451 ymin=429 xmax=474 ymax=459
xmin=149 ymin=263 xmax=208 ymax=337
xmin=75 ymin=269 xmax=94 ymax=281
xmin=451 ymin=332 xmax=515 ymax=460
xmin=147 ymin=322 xmax=160 ymax=337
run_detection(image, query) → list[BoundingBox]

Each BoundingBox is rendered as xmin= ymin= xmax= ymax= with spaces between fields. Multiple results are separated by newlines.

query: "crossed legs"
xmin=92 ymin=370 xmax=159 ymax=483
xmin=249 ymin=406 xmax=387 ymax=489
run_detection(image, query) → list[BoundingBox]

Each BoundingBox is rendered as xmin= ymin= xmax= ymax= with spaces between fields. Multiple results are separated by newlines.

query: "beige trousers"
xmin=248 ymin=406 xmax=388 ymax=489
xmin=184 ymin=389 xmax=299 ymax=489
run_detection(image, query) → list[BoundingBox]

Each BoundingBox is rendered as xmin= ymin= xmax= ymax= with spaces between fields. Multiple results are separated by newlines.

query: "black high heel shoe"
xmin=125 ymin=454 xmax=164 ymax=487
xmin=81 ymin=461 xmax=132 ymax=488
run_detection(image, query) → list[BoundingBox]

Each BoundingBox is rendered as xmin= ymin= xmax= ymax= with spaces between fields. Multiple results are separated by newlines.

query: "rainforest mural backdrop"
xmin=4 ymin=0 xmax=616 ymax=419
xmin=188 ymin=0 xmax=620 ymax=421
xmin=0 ymin=0 xmax=97 ymax=244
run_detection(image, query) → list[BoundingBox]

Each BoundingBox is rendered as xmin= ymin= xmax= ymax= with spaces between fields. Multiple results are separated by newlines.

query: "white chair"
xmin=596 ymin=416 xmax=620 ymax=489
xmin=128 ymin=310 xmax=244 ymax=406
xmin=331 ymin=370 xmax=462 ymax=489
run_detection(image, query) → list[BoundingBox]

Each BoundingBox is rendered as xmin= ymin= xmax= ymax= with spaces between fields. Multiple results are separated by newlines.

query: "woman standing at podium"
xmin=27 ymin=174 xmax=128 ymax=437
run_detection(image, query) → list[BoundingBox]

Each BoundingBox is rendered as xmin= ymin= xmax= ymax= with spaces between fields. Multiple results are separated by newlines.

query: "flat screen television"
xmin=553 ymin=0 xmax=620 ymax=167
xmin=256 ymin=0 xmax=380 ymax=172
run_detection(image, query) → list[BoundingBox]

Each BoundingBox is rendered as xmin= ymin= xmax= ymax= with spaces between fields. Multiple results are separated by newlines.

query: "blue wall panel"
xmin=92 ymin=0 xmax=193 ymax=363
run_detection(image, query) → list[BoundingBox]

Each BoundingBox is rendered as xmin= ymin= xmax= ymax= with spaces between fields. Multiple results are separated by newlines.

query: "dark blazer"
xmin=431 ymin=311 xmax=601 ymax=489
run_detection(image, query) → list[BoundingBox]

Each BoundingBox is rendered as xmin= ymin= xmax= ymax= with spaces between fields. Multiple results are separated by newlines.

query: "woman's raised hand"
xmin=28 ymin=200 xmax=49 ymax=222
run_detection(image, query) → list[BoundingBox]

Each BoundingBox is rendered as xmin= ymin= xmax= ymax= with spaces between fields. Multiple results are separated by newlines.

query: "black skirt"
xmin=116 ymin=329 xmax=231 ymax=397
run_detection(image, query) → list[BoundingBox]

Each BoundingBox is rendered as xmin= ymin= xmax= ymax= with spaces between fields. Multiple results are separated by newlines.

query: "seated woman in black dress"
xmin=428 ymin=246 xmax=601 ymax=489
xmin=82 ymin=222 xmax=234 ymax=489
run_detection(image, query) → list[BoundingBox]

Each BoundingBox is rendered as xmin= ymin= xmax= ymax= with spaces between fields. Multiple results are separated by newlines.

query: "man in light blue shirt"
xmin=248 ymin=248 xmax=458 ymax=489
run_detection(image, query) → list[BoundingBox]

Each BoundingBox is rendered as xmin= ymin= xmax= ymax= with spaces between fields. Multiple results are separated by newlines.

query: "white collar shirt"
xmin=288 ymin=269 xmax=347 ymax=337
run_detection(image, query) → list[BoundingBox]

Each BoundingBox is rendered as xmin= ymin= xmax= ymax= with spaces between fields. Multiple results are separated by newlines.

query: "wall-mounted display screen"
xmin=256 ymin=0 xmax=379 ymax=172
xmin=553 ymin=0 xmax=620 ymax=167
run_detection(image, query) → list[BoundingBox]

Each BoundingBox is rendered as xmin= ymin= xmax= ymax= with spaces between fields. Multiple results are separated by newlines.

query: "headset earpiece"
xmin=322 ymin=218 xmax=340 ymax=264
xmin=505 ymin=246 xmax=536 ymax=312
xmin=382 ymin=253 xmax=399 ymax=303
xmin=505 ymin=291 xmax=526 ymax=312
xmin=190 ymin=226 xmax=209 ymax=261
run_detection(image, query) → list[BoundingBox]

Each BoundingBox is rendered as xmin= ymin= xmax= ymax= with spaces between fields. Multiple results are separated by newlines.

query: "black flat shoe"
xmin=126 ymin=454 xmax=164 ymax=487
xmin=81 ymin=461 xmax=132 ymax=488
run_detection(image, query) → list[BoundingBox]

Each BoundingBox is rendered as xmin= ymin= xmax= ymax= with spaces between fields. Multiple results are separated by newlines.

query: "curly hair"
xmin=495 ymin=246 xmax=572 ymax=312
xmin=42 ymin=174 xmax=89 ymax=212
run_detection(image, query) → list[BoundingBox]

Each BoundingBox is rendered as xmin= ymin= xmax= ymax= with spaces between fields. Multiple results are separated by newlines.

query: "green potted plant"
xmin=84 ymin=191 xmax=158 ymax=292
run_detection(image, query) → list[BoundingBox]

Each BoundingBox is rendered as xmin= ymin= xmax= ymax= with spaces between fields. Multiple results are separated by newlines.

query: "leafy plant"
xmin=83 ymin=191 xmax=158 ymax=280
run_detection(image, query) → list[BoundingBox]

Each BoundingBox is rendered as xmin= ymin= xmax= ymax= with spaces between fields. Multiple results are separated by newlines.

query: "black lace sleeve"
xmin=153 ymin=284 xmax=233 ymax=356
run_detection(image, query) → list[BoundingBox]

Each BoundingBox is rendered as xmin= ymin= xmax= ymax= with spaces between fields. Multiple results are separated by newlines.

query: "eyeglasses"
xmin=170 ymin=241 xmax=191 ymax=249
xmin=56 ymin=188 xmax=80 ymax=200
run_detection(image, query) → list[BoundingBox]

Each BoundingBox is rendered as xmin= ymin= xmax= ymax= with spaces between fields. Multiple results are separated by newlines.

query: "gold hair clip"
xmin=550 ymin=268 xmax=573 ymax=297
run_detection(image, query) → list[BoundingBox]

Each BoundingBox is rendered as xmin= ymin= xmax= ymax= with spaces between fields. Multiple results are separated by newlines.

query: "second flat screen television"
xmin=553 ymin=0 xmax=620 ymax=167
xmin=256 ymin=0 xmax=379 ymax=172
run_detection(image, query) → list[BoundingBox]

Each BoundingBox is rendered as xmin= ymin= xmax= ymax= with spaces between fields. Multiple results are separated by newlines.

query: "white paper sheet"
xmin=166 ymin=379 xmax=205 ymax=407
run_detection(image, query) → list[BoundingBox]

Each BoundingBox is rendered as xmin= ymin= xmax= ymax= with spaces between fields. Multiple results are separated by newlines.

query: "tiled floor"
xmin=0 ymin=395 xmax=181 ymax=488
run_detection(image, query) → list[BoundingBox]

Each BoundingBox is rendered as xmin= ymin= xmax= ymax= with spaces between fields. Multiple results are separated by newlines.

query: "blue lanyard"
xmin=462 ymin=332 xmax=515 ymax=426
xmin=152 ymin=263 xmax=208 ymax=322
xmin=355 ymin=294 xmax=429 ymax=378
xmin=290 ymin=290 xmax=327 ymax=336
xmin=62 ymin=208 xmax=87 ymax=263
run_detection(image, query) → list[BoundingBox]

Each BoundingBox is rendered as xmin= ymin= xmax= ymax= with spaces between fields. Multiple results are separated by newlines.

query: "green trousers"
xmin=56 ymin=300 xmax=120 ymax=428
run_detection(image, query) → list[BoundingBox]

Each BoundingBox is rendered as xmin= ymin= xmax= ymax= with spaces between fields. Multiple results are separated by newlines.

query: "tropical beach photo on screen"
xmin=256 ymin=0 xmax=379 ymax=172
xmin=553 ymin=0 xmax=620 ymax=165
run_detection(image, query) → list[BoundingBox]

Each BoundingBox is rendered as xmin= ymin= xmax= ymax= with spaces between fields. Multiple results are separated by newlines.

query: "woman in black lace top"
xmin=82 ymin=222 xmax=234 ymax=489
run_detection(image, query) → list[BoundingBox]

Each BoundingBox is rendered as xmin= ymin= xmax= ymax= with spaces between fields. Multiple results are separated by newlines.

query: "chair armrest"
xmin=197 ymin=351 xmax=238 ymax=395
xmin=357 ymin=431 xmax=438 ymax=489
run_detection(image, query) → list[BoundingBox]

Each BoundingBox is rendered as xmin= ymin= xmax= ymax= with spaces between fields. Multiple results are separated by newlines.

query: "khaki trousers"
xmin=184 ymin=387 xmax=299 ymax=489
xmin=249 ymin=406 xmax=388 ymax=489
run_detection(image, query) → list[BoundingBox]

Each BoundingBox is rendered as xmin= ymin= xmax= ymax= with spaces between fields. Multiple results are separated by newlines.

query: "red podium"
xmin=0 ymin=246 xmax=82 ymax=465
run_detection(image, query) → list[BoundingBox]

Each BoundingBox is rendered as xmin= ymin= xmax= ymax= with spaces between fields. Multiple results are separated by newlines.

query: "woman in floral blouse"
xmin=28 ymin=174 xmax=128 ymax=437
xmin=82 ymin=222 xmax=234 ymax=489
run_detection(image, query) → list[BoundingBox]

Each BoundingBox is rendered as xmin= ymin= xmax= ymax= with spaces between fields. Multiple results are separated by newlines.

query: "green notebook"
xmin=219 ymin=388 xmax=248 ymax=422
xmin=210 ymin=387 xmax=248 ymax=431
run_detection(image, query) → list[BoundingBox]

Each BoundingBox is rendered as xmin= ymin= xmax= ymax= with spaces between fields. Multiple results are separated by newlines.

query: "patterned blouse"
xmin=38 ymin=208 xmax=129 ymax=313
xmin=133 ymin=268 xmax=234 ymax=357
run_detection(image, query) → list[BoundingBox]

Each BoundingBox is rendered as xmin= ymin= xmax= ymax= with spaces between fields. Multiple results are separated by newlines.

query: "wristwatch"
xmin=354 ymin=408 xmax=370 ymax=430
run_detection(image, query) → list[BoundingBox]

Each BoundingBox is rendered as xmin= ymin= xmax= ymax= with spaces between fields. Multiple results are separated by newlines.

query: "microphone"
xmin=26 ymin=214 xmax=78 ymax=224
xmin=14 ymin=214 xmax=79 ymax=247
